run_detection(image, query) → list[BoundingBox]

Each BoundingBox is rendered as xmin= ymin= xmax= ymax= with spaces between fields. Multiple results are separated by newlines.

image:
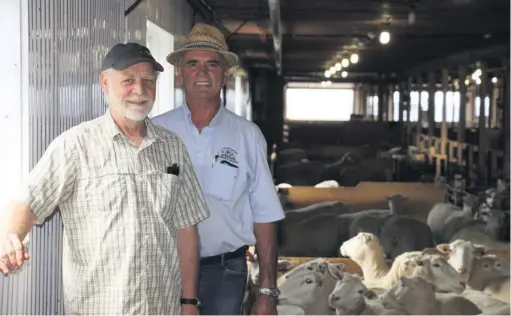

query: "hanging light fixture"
xmin=379 ymin=30 xmax=390 ymax=44
xmin=341 ymin=58 xmax=349 ymax=67
xmin=335 ymin=63 xmax=342 ymax=71
xmin=350 ymin=53 xmax=359 ymax=64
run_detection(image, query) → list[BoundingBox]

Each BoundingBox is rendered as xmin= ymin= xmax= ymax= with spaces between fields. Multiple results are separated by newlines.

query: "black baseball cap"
xmin=101 ymin=42 xmax=164 ymax=72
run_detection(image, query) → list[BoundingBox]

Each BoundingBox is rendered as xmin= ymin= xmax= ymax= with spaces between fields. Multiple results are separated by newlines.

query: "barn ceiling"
xmin=187 ymin=0 xmax=510 ymax=81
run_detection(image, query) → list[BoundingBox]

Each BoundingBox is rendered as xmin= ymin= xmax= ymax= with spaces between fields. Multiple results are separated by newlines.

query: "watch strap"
xmin=180 ymin=298 xmax=201 ymax=306
xmin=258 ymin=287 xmax=280 ymax=298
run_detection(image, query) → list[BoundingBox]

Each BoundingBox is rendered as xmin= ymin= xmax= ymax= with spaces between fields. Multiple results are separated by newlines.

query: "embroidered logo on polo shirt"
xmin=218 ymin=147 xmax=238 ymax=165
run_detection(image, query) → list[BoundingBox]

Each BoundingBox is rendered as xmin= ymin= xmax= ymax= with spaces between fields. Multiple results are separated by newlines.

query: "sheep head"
xmin=381 ymin=276 xmax=435 ymax=314
xmin=340 ymin=232 xmax=383 ymax=262
xmin=328 ymin=272 xmax=376 ymax=314
xmin=387 ymin=194 xmax=408 ymax=215
xmin=410 ymin=255 xmax=466 ymax=294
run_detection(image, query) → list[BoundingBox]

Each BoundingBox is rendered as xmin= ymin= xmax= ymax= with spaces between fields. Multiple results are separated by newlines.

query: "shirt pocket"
xmin=150 ymin=173 xmax=179 ymax=223
xmin=205 ymin=161 xmax=238 ymax=201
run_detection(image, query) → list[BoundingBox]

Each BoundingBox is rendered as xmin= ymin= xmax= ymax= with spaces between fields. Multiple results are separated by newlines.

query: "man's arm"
xmin=247 ymin=127 xmax=286 ymax=289
xmin=0 ymin=202 xmax=35 ymax=242
xmin=0 ymin=132 xmax=77 ymax=274
xmin=253 ymin=222 xmax=278 ymax=288
xmin=171 ymin=141 xmax=210 ymax=301
xmin=177 ymin=225 xmax=200 ymax=298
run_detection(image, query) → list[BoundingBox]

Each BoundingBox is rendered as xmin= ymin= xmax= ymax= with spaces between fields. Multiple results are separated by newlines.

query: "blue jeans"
xmin=198 ymin=254 xmax=248 ymax=315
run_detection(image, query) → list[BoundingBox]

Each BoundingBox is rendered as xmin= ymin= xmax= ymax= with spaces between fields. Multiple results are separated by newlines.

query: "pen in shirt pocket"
xmin=212 ymin=153 xmax=219 ymax=167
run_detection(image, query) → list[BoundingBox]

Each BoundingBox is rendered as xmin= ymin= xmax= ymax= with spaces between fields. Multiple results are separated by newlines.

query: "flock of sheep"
xmin=242 ymin=145 xmax=510 ymax=315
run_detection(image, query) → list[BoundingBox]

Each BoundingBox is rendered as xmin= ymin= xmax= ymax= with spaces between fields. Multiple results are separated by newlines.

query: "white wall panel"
xmin=0 ymin=0 xmax=193 ymax=314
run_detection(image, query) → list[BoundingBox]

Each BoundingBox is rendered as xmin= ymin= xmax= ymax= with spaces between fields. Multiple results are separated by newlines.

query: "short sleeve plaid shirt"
xmin=17 ymin=110 xmax=210 ymax=314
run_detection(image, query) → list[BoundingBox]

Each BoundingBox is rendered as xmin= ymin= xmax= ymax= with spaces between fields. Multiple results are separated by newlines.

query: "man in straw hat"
xmin=153 ymin=23 xmax=285 ymax=315
xmin=0 ymin=42 xmax=209 ymax=315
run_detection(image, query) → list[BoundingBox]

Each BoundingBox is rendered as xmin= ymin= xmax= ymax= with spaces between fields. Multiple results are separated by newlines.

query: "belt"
xmin=200 ymin=246 xmax=248 ymax=266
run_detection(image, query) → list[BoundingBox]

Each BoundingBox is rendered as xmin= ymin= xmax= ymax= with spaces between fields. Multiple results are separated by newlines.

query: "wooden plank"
xmin=280 ymin=182 xmax=445 ymax=220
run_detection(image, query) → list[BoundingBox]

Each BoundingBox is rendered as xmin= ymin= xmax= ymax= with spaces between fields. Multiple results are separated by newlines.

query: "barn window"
xmin=285 ymin=86 xmax=354 ymax=121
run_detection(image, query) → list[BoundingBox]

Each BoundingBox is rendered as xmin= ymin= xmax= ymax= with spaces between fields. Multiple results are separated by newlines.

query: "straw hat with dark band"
xmin=166 ymin=23 xmax=239 ymax=68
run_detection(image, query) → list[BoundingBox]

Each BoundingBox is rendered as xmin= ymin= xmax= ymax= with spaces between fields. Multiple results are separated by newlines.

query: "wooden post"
xmin=416 ymin=75 xmax=423 ymax=146
xmin=503 ymin=59 xmax=510 ymax=178
xmin=458 ymin=66 xmax=467 ymax=166
xmin=478 ymin=62 xmax=488 ymax=185
xmin=428 ymin=72 xmax=436 ymax=151
xmin=439 ymin=69 xmax=448 ymax=180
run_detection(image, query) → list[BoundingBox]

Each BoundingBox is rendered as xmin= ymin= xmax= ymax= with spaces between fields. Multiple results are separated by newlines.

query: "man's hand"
xmin=181 ymin=304 xmax=200 ymax=315
xmin=251 ymin=294 xmax=278 ymax=315
xmin=0 ymin=233 xmax=30 ymax=276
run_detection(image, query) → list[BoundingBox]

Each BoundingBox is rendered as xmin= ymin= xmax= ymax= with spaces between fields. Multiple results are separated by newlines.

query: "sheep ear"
xmin=328 ymin=263 xmax=345 ymax=280
xmin=436 ymin=244 xmax=451 ymax=254
xmin=473 ymin=244 xmax=488 ymax=256
xmin=278 ymin=260 xmax=293 ymax=271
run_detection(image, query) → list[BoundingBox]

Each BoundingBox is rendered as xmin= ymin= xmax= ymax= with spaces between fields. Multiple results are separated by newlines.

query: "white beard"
xmin=105 ymin=92 xmax=154 ymax=122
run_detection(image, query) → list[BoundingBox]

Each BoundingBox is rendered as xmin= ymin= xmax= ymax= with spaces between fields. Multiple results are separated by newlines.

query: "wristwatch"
xmin=258 ymin=287 xmax=281 ymax=298
xmin=180 ymin=297 xmax=202 ymax=308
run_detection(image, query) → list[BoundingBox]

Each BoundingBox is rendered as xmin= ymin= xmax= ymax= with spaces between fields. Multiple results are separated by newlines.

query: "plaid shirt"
xmin=17 ymin=110 xmax=209 ymax=314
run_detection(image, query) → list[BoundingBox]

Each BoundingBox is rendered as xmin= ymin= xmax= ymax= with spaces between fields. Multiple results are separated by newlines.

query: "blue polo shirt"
xmin=152 ymin=105 xmax=285 ymax=257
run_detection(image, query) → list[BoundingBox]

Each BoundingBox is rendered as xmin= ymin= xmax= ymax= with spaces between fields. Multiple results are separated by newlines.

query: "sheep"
xmin=277 ymin=213 xmax=351 ymax=257
xmin=426 ymin=195 xmax=479 ymax=244
xmin=341 ymin=232 xmax=466 ymax=293
xmin=467 ymin=255 xmax=510 ymax=303
xmin=314 ymin=180 xmax=340 ymax=188
xmin=449 ymin=208 xmax=510 ymax=248
xmin=434 ymin=239 xmax=488 ymax=281
xmin=348 ymin=194 xmax=409 ymax=239
xmin=283 ymin=201 xmax=348 ymax=223
xmin=380 ymin=276 xmax=482 ymax=315
xmin=379 ymin=215 xmax=435 ymax=259
xmin=277 ymin=270 xmax=336 ymax=315
xmin=278 ymin=194 xmax=409 ymax=258
xmin=328 ymin=272 xmax=404 ymax=315
xmin=457 ymin=290 xmax=510 ymax=315
xmin=340 ymin=232 xmax=390 ymax=280
xmin=276 ymin=305 xmax=305 ymax=315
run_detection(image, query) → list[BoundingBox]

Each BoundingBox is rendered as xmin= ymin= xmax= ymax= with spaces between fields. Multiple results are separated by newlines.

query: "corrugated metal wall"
xmin=0 ymin=0 xmax=194 ymax=314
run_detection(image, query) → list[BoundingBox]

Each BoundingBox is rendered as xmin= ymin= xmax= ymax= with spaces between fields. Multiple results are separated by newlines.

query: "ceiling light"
xmin=329 ymin=66 xmax=336 ymax=73
xmin=341 ymin=58 xmax=349 ymax=67
xmin=350 ymin=54 xmax=359 ymax=64
xmin=325 ymin=70 xmax=331 ymax=78
xmin=475 ymin=78 xmax=481 ymax=85
xmin=492 ymin=77 xmax=498 ymax=83
xmin=326 ymin=80 xmax=332 ymax=85
xmin=341 ymin=71 xmax=348 ymax=78
xmin=464 ymin=79 xmax=470 ymax=86
xmin=335 ymin=63 xmax=342 ymax=71
xmin=379 ymin=31 xmax=390 ymax=44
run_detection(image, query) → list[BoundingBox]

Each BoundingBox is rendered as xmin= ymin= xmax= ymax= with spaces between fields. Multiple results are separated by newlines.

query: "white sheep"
xmin=341 ymin=232 xmax=466 ymax=293
xmin=277 ymin=269 xmax=336 ymax=315
xmin=340 ymin=232 xmax=390 ymax=280
xmin=380 ymin=276 xmax=482 ymax=314
xmin=276 ymin=305 xmax=305 ymax=315
xmin=328 ymin=272 xmax=404 ymax=315
xmin=278 ymin=259 xmax=344 ymax=314
xmin=314 ymin=180 xmax=340 ymax=188
xmin=468 ymin=255 xmax=510 ymax=303
xmin=434 ymin=239 xmax=488 ymax=281
xmin=427 ymin=195 xmax=479 ymax=244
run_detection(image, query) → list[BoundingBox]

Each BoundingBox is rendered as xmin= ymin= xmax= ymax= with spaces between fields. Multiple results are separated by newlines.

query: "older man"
xmin=0 ymin=42 xmax=209 ymax=315
xmin=152 ymin=24 xmax=285 ymax=315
